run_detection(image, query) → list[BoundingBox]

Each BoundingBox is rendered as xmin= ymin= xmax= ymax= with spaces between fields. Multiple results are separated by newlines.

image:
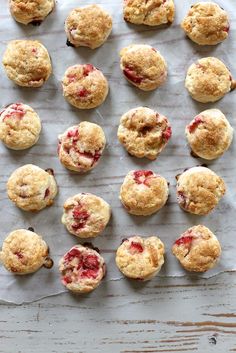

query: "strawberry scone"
xmin=176 ymin=166 xmax=226 ymax=215
xmin=62 ymin=64 xmax=109 ymax=109
xmin=120 ymin=170 xmax=169 ymax=216
xmin=116 ymin=236 xmax=165 ymax=280
xmin=120 ymin=44 xmax=167 ymax=91
xmin=9 ymin=0 xmax=55 ymax=25
xmin=0 ymin=228 xmax=53 ymax=274
xmin=118 ymin=107 xmax=172 ymax=160
xmin=7 ymin=165 xmax=57 ymax=212
xmin=172 ymin=225 xmax=221 ymax=272
xmin=59 ymin=244 xmax=106 ymax=293
xmin=2 ymin=40 xmax=52 ymax=87
xmin=58 ymin=122 xmax=106 ymax=173
xmin=0 ymin=103 xmax=41 ymax=150
xmin=65 ymin=5 xmax=112 ymax=49
xmin=123 ymin=0 xmax=175 ymax=26
xmin=186 ymin=109 xmax=233 ymax=160
xmin=62 ymin=193 xmax=111 ymax=238
xmin=185 ymin=57 xmax=236 ymax=103
xmin=181 ymin=2 xmax=230 ymax=45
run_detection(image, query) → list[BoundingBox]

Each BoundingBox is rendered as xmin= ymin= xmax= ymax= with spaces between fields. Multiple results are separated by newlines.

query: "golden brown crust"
xmin=62 ymin=193 xmax=111 ymax=238
xmin=7 ymin=164 xmax=57 ymax=212
xmin=62 ymin=64 xmax=109 ymax=109
xmin=172 ymin=225 xmax=221 ymax=272
xmin=176 ymin=166 xmax=226 ymax=215
xmin=120 ymin=170 xmax=169 ymax=216
xmin=65 ymin=5 xmax=112 ymax=49
xmin=0 ymin=229 xmax=51 ymax=274
xmin=116 ymin=236 xmax=165 ymax=280
xmin=2 ymin=40 xmax=52 ymax=87
xmin=117 ymin=107 xmax=172 ymax=159
xmin=58 ymin=122 xmax=106 ymax=173
xmin=181 ymin=2 xmax=229 ymax=45
xmin=123 ymin=0 xmax=175 ymax=26
xmin=120 ymin=44 xmax=167 ymax=91
xmin=59 ymin=245 xmax=106 ymax=293
xmin=0 ymin=103 xmax=41 ymax=150
xmin=185 ymin=57 xmax=232 ymax=103
xmin=185 ymin=109 xmax=233 ymax=160
xmin=9 ymin=0 xmax=55 ymax=25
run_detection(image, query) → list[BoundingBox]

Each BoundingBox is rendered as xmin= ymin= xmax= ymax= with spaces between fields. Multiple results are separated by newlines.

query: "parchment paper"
xmin=0 ymin=0 xmax=236 ymax=304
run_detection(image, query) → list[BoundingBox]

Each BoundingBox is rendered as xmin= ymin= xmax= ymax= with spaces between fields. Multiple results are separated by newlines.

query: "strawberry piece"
xmin=72 ymin=206 xmax=90 ymax=231
xmin=175 ymin=235 xmax=193 ymax=246
xmin=83 ymin=254 xmax=99 ymax=270
xmin=67 ymin=128 xmax=79 ymax=142
xmin=2 ymin=103 xmax=25 ymax=121
xmin=177 ymin=191 xmax=187 ymax=208
xmin=79 ymin=151 xmax=101 ymax=166
xmin=188 ymin=116 xmax=203 ymax=133
xmin=80 ymin=269 xmax=98 ymax=279
xmin=63 ymin=276 xmax=72 ymax=284
xmin=14 ymin=251 xmax=23 ymax=259
xmin=223 ymin=25 xmax=230 ymax=33
xmin=130 ymin=241 xmax=144 ymax=253
xmin=83 ymin=64 xmax=95 ymax=76
xmin=162 ymin=126 xmax=172 ymax=141
xmin=64 ymin=248 xmax=81 ymax=262
xmin=123 ymin=66 xmax=143 ymax=84
xmin=67 ymin=74 xmax=77 ymax=83
xmin=77 ymin=88 xmax=89 ymax=98
xmin=133 ymin=170 xmax=153 ymax=185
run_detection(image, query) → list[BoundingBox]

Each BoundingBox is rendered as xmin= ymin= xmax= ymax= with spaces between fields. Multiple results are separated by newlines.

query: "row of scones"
xmin=2 ymin=40 xmax=236 ymax=104
xmin=5 ymin=164 xmax=226 ymax=217
xmin=0 ymin=104 xmax=233 ymax=161
xmin=9 ymin=1 xmax=230 ymax=47
xmin=0 ymin=226 xmax=222 ymax=293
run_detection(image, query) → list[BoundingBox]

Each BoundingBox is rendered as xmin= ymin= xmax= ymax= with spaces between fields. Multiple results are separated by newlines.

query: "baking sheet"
xmin=0 ymin=0 xmax=236 ymax=304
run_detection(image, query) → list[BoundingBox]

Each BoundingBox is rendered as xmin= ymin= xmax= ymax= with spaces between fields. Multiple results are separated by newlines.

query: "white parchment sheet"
xmin=0 ymin=0 xmax=235 ymax=304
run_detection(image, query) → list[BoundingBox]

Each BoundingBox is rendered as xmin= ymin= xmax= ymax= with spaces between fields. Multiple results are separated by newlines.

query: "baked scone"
xmin=0 ymin=103 xmax=41 ymax=150
xmin=185 ymin=57 xmax=235 ymax=103
xmin=58 ymin=122 xmax=106 ymax=173
xmin=0 ymin=228 xmax=53 ymax=274
xmin=65 ymin=5 xmax=112 ymax=49
xmin=2 ymin=40 xmax=52 ymax=87
xmin=62 ymin=193 xmax=111 ymax=238
xmin=9 ymin=0 xmax=55 ymax=25
xmin=120 ymin=44 xmax=167 ymax=91
xmin=172 ymin=225 xmax=221 ymax=272
xmin=181 ymin=2 xmax=230 ymax=45
xmin=59 ymin=244 xmax=106 ymax=293
xmin=7 ymin=164 xmax=57 ymax=212
xmin=186 ymin=109 xmax=233 ymax=160
xmin=120 ymin=170 xmax=169 ymax=216
xmin=116 ymin=236 xmax=165 ymax=280
xmin=62 ymin=64 xmax=109 ymax=109
xmin=123 ymin=0 xmax=175 ymax=26
xmin=117 ymin=107 xmax=172 ymax=160
xmin=176 ymin=166 xmax=226 ymax=215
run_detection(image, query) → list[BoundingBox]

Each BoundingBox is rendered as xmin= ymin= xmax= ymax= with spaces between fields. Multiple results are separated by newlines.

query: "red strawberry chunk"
xmin=223 ymin=25 xmax=230 ymax=33
xmin=67 ymin=74 xmax=77 ymax=83
xmin=130 ymin=241 xmax=144 ymax=253
xmin=14 ymin=251 xmax=24 ymax=259
xmin=133 ymin=170 xmax=153 ymax=185
xmin=83 ymin=64 xmax=95 ymax=76
xmin=80 ymin=269 xmax=98 ymax=279
xmin=175 ymin=235 xmax=193 ymax=246
xmin=123 ymin=66 xmax=143 ymax=84
xmin=77 ymin=88 xmax=89 ymax=98
xmin=63 ymin=276 xmax=72 ymax=284
xmin=188 ymin=116 xmax=203 ymax=133
xmin=2 ymin=103 xmax=25 ymax=121
xmin=162 ymin=126 xmax=172 ymax=141
xmin=83 ymin=254 xmax=99 ymax=270
xmin=64 ymin=248 xmax=81 ymax=262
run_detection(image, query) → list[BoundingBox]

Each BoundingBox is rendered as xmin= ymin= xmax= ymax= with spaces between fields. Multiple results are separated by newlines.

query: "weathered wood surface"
xmin=0 ymin=272 xmax=236 ymax=352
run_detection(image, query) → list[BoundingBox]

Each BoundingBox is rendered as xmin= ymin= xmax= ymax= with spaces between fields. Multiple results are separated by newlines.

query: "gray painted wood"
xmin=0 ymin=0 xmax=236 ymax=351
